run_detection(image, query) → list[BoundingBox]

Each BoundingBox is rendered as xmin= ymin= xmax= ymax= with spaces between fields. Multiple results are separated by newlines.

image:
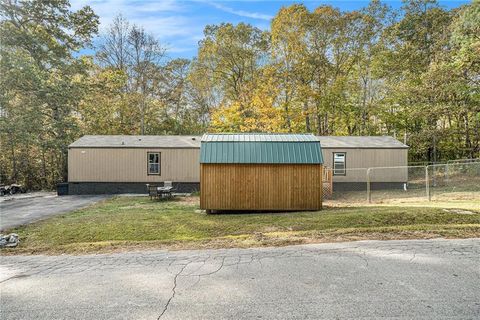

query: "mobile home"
xmin=67 ymin=134 xmax=408 ymax=194
xmin=68 ymin=135 xmax=201 ymax=194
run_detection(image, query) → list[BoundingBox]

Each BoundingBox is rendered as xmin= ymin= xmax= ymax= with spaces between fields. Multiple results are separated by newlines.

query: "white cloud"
xmin=70 ymin=0 xmax=201 ymax=52
xmin=71 ymin=0 xmax=183 ymax=31
xmin=70 ymin=0 xmax=273 ymax=57
xmin=131 ymin=15 xmax=198 ymax=37
xmin=70 ymin=0 xmax=190 ymax=34
xmin=207 ymin=1 xmax=273 ymax=20
xmin=128 ymin=0 xmax=182 ymax=13
xmin=71 ymin=0 xmax=182 ymax=14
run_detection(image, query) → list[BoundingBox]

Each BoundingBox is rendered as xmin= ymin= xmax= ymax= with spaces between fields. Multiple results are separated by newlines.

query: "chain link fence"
xmin=367 ymin=165 xmax=426 ymax=203
xmin=428 ymin=162 xmax=480 ymax=201
xmin=329 ymin=168 xmax=369 ymax=202
xmin=326 ymin=161 xmax=480 ymax=204
xmin=447 ymin=158 xmax=480 ymax=164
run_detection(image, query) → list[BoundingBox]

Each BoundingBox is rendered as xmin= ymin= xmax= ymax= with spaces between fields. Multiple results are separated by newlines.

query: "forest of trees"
xmin=1 ymin=0 xmax=479 ymax=189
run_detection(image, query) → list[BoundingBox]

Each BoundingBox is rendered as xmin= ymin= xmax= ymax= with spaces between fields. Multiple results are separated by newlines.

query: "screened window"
xmin=333 ymin=152 xmax=346 ymax=176
xmin=147 ymin=152 xmax=160 ymax=175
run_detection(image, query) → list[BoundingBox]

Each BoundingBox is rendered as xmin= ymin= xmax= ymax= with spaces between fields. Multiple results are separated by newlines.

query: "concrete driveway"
xmin=0 ymin=193 xmax=109 ymax=230
xmin=1 ymin=239 xmax=479 ymax=319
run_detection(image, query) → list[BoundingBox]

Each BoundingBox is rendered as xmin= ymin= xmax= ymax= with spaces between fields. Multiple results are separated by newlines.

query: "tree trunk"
xmin=361 ymin=76 xmax=368 ymax=134
xmin=41 ymin=147 xmax=48 ymax=186
xmin=316 ymin=113 xmax=321 ymax=136
xmin=464 ymin=112 xmax=472 ymax=158
xmin=140 ymin=101 xmax=144 ymax=135
xmin=284 ymin=88 xmax=291 ymax=132
xmin=61 ymin=147 xmax=68 ymax=184
xmin=303 ymin=101 xmax=310 ymax=132
xmin=50 ymin=153 xmax=56 ymax=188
xmin=326 ymin=113 xmax=332 ymax=135
xmin=10 ymin=141 xmax=17 ymax=183
xmin=474 ymin=109 xmax=480 ymax=157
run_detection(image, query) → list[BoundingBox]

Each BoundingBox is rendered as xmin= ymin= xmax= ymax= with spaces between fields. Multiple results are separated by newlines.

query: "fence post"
xmin=329 ymin=169 xmax=333 ymax=198
xmin=367 ymin=168 xmax=371 ymax=203
xmin=425 ymin=165 xmax=431 ymax=201
xmin=445 ymin=164 xmax=449 ymax=182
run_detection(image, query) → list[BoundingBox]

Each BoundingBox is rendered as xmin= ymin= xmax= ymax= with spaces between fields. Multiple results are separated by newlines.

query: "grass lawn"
xmin=3 ymin=196 xmax=480 ymax=254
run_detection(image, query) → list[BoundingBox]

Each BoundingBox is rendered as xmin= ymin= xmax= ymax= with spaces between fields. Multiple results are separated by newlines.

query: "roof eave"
xmin=68 ymin=146 xmax=200 ymax=149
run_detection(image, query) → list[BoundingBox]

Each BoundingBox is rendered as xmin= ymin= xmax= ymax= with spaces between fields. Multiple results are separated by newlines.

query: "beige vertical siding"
xmin=200 ymin=164 xmax=322 ymax=211
xmin=68 ymin=148 xmax=200 ymax=182
xmin=321 ymin=148 xmax=408 ymax=182
xmin=69 ymin=146 xmax=407 ymax=184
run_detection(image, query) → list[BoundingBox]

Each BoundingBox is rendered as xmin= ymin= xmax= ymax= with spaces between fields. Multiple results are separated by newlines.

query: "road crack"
xmin=362 ymin=250 xmax=369 ymax=268
xmin=0 ymin=273 xmax=30 ymax=284
xmin=157 ymin=261 xmax=191 ymax=320
xmin=409 ymin=251 xmax=417 ymax=263
xmin=190 ymin=256 xmax=226 ymax=277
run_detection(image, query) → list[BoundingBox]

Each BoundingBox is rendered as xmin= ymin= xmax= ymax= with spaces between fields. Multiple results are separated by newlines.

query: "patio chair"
xmin=163 ymin=181 xmax=177 ymax=198
xmin=147 ymin=184 xmax=160 ymax=200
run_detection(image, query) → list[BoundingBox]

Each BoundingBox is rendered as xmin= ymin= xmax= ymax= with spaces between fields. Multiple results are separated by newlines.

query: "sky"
xmin=71 ymin=0 xmax=470 ymax=59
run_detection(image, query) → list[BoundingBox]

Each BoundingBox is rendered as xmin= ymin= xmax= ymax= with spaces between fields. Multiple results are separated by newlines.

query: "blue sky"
xmin=71 ymin=0 xmax=470 ymax=59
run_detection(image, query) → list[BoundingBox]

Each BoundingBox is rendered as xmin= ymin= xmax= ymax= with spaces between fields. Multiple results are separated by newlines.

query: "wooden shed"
xmin=200 ymin=133 xmax=324 ymax=212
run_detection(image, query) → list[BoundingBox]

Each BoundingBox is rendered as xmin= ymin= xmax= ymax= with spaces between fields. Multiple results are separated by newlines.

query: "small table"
xmin=157 ymin=186 xmax=173 ymax=199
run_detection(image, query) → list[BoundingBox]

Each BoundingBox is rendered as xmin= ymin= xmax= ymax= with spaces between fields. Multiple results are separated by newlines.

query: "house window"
xmin=333 ymin=152 xmax=346 ymax=176
xmin=147 ymin=152 xmax=160 ymax=175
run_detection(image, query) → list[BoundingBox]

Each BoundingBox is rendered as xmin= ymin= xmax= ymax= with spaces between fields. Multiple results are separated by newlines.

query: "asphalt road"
xmin=0 ymin=193 xmax=109 ymax=230
xmin=1 ymin=239 xmax=479 ymax=319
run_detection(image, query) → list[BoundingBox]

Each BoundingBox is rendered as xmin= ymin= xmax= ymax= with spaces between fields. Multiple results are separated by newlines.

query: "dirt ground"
xmin=324 ymin=191 xmax=480 ymax=211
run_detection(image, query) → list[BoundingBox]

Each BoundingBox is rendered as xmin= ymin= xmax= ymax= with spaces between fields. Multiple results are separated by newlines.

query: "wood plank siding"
xmin=200 ymin=164 xmax=323 ymax=211
xmin=68 ymin=148 xmax=200 ymax=182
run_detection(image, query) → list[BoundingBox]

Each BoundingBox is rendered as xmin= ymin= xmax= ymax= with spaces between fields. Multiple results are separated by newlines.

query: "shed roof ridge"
xmin=203 ymin=132 xmax=315 ymax=135
xmin=201 ymin=133 xmax=320 ymax=143
xmin=202 ymin=140 xmax=320 ymax=143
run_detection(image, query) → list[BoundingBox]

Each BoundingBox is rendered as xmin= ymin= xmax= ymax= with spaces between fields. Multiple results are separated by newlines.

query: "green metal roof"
xmin=200 ymin=133 xmax=323 ymax=164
